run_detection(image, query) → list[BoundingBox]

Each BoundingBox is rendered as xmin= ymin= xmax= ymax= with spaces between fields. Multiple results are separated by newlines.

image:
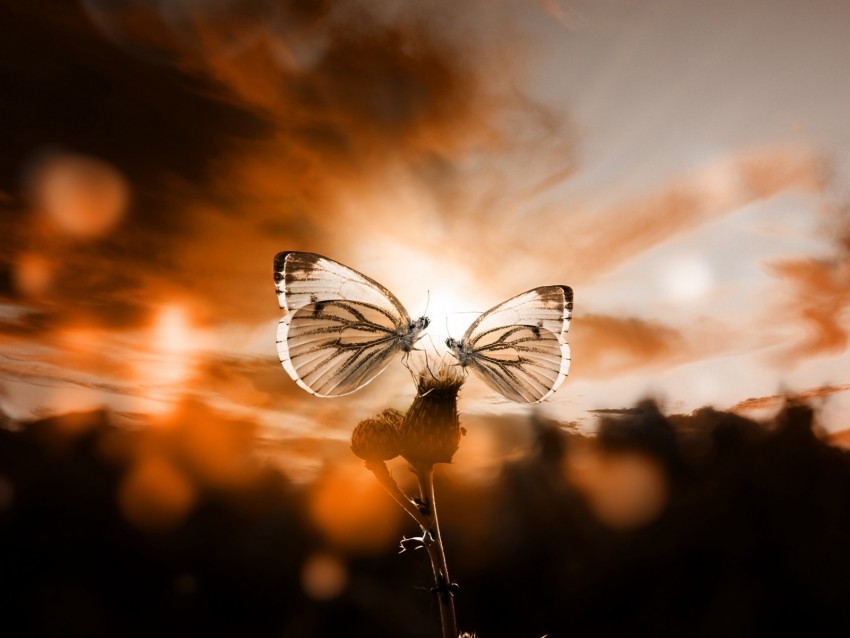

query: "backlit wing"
xmin=461 ymin=285 xmax=572 ymax=403
xmin=274 ymin=252 xmax=412 ymax=397
xmin=274 ymin=251 xmax=411 ymax=321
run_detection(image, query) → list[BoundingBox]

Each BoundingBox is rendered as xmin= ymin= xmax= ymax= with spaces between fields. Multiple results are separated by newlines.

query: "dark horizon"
xmin=1 ymin=398 xmax=849 ymax=636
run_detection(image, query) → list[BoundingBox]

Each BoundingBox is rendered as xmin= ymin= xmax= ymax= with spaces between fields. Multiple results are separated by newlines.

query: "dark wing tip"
xmin=274 ymin=251 xmax=328 ymax=274
xmin=274 ymin=251 xmax=294 ymax=274
xmin=537 ymin=285 xmax=574 ymax=308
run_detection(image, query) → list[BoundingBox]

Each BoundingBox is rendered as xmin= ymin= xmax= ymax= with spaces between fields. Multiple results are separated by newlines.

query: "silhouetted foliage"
xmin=1 ymin=401 xmax=849 ymax=637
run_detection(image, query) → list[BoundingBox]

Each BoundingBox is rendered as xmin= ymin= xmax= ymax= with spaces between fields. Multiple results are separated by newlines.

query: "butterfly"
xmin=445 ymin=286 xmax=573 ymax=403
xmin=274 ymin=251 xmax=430 ymax=397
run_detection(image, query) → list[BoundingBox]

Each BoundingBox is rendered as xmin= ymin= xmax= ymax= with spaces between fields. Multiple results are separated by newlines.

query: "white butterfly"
xmin=274 ymin=251 xmax=430 ymax=397
xmin=445 ymin=286 xmax=573 ymax=403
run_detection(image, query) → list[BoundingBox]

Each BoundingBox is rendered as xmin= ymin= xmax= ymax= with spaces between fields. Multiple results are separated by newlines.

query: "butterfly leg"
xmin=401 ymin=350 xmax=418 ymax=377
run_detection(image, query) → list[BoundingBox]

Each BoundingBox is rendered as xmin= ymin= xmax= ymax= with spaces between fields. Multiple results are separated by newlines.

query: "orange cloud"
xmin=1 ymin=0 xmax=558 ymax=333
xmin=570 ymin=313 xmax=691 ymax=378
xmin=731 ymin=384 xmax=850 ymax=413
xmin=396 ymin=146 xmax=826 ymax=297
xmin=770 ymin=258 xmax=850 ymax=358
xmin=559 ymin=148 xmax=825 ymax=285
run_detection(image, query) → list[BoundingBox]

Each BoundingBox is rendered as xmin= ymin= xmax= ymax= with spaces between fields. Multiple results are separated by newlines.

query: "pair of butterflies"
xmin=274 ymin=251 xmax=573 ymax=403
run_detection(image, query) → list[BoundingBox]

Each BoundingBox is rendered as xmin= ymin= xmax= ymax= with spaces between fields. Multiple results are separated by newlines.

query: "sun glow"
xmin=662 ymin=255 xmax=714 ymax=303
xmin=357 ymin=243 xmax=491 ymax=347
xmin=131 ymin=304 xmax=199 ymax=414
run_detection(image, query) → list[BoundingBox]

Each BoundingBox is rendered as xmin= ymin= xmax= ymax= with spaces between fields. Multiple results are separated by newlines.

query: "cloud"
xmin=769 ymin=258 xmax=850 ymax=358
xmin=0 ymin=2 xmax=273 ymax=326
xmin=0 ymin=2 xmax=270 ymax=196
xmin=556 ymin=148 xmax=825 ymax=285
xmin=376 ymin=145 xmax=826 ymax=300
xmin=571 ymin=313 xmax=696 ymax=378
xmin=1 ymin=0 xmax=568 ymax=333
xmin=767 ymin=172 xmax=850 ymax=360
xmin=1 ymin=1 xmax=840 ymax=431
xmin=731 ymin=383 xmax=850 ymax=414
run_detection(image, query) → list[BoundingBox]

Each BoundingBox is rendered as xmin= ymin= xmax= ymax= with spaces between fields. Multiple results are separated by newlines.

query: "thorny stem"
xmin=414 ymin=463 xmax=458 ymax=638
xmin=366 ymin=460 xmax=458 ymax=638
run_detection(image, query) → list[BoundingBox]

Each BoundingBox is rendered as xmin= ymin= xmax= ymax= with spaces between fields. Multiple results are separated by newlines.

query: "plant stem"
xmin=414 ymin=463 xmax=458 ymax=638
xmin=365 ymin=460 xmax=429 ymax=528
xmin=366 ymin=460 xmax=458 ymax=638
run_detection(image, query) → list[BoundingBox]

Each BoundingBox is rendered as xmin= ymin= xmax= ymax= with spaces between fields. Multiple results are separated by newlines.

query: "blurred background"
xmin=2 ymin=402 xmax=850 ymax=636
xmin=1 ymin=0 xmax=850 ymax=635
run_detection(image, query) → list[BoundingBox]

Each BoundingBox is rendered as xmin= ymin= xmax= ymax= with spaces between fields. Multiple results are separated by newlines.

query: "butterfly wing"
xmin=460 ymin=285 xmax=572 ymax=403
xmin=274 ymin=251 xmax=413 ymax=397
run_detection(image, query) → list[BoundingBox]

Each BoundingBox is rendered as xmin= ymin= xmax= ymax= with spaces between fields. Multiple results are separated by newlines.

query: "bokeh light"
xmin=167 ymin=403 xmax=259 ymax=490
xmin=564 ymin=440 xmax=669 ymax=530
xmin=301 ymin=552 xmax=349 ymax=601
xmin=118 ymin=454 xmax=196 ymax=532
xmin=12 ymin=252 xmax=53 ymax=298
xmin=308 ymin=463 xmax=401 ymax=554
xmin=26 ymin=152 xmax=129 ymax=240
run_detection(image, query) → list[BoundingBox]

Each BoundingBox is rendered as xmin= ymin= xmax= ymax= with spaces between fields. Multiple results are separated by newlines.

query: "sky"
xmin=2 ymin=0 xmax=850 ymax=479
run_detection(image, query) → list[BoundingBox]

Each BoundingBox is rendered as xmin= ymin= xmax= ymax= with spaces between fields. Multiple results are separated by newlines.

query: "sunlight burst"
xmin=131 ymin=304 xmax=198 ymax=414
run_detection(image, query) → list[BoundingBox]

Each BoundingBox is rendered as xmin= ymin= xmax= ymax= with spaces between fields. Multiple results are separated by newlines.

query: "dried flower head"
xmin=351 ymin=408 xmax=404 ymax=461
xmin=399 ymin=357 xmax=466 ymax=466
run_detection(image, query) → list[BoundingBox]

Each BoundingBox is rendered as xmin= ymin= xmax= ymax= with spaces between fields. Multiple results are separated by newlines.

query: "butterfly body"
xmin=445 ymin=336 xmax=473 ymax=366
xmin=401 ymin=317 xmax=431 ymax=352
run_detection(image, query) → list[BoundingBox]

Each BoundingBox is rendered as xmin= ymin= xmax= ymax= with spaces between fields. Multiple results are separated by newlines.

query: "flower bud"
xmin=351 ymin=409 xmax=404 ymax=461
xmin=400 ymin=365 xmax=465 ymax=466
